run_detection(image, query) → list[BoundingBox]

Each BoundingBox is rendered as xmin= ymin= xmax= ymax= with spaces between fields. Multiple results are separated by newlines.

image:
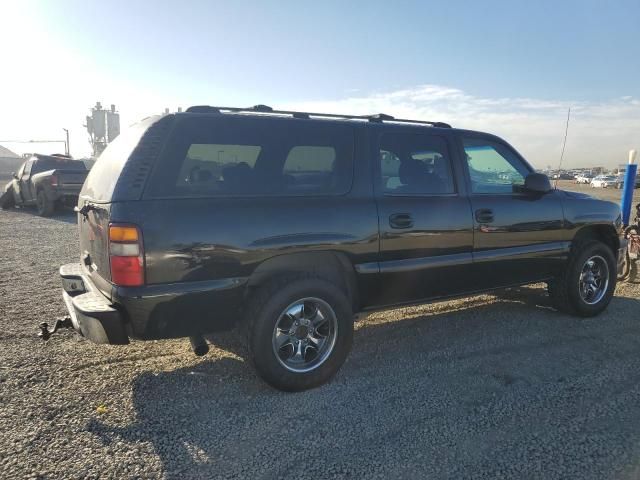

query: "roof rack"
xmin=184 ymin=104 xmax=451 ymax=128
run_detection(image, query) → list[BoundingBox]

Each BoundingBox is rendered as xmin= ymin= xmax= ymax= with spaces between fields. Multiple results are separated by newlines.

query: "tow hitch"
xmin=38 ymin=316 xmax=73 ymax=340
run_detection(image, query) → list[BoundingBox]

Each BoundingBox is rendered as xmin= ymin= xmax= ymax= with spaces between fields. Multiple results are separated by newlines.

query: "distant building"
xmin=0 ymin=145 xmax=22 ymax=174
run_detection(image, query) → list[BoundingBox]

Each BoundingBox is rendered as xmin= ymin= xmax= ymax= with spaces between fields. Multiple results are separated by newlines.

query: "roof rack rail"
xmin=185 ymin=105 xmax=220 ymax=113
xmin=183 ymin=105 xmax=451 ymax=128
xmin=367 ymin=113 xmax=395 ymax=122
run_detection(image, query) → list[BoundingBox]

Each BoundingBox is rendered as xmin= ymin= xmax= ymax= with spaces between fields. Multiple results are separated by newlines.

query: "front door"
xmin=12 ymin=160 xmax=30 ymax=204
xmin=460 ymin=134 xmax=566 ymax=287
xmin=373 ymin=129 xmax=474 ymax=307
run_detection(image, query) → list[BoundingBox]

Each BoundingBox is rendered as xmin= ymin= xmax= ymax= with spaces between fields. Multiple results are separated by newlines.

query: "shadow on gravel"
xmin=88 ymin=287 xmax=640 ymax=479
xmin=2 ymin=206 xmax=76 ymax=224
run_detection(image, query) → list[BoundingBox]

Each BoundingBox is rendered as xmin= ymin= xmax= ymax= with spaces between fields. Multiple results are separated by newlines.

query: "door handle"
xmin=389 ymin=213 xmax=414 ymax=229
xmin=475 ymin=208 xmax=494 ymax=223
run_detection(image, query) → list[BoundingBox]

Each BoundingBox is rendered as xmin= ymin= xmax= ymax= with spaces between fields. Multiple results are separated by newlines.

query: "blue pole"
xmin=621 ymin=161 xmax=638 ymax=226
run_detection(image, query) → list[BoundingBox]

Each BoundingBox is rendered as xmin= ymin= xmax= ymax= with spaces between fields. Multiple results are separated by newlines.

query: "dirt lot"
xmin=1 ymin=183 xmax=639 ymax=479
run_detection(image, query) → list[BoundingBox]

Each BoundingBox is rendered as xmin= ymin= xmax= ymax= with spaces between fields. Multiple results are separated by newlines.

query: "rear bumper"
xmin=60 ymin=263 xmax=247 ymax=344
xmin=50 ymin=189 xmax=80 ymax=204
xmin=60 ymin=263 xmax=129 ymax=344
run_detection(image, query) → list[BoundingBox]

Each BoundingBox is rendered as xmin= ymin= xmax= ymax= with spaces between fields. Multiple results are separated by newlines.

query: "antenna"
xmin=554 ymin=107 xmax=571 ymax=189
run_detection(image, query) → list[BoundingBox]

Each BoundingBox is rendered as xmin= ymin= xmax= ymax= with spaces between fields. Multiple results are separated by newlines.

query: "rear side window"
xmin=177 ymin=144 xmax=261 ymax=186
xmin=379 ymin=132 xmax=455 ymax=195
xmin=147 ymin=116 xmax=354 ymax=197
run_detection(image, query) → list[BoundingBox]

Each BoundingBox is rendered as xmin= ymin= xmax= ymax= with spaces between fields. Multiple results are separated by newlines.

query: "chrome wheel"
xmin=578 ymin=255 xmax=609 ymax=305
xmin=272 ymin=297 xmax=338 ymax=373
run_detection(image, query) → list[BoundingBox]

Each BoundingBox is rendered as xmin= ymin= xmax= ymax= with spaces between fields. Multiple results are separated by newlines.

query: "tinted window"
xmin=379 ymin=133 xmax=455 ymax=195
xmin=33 ymin=158 xmax=87 ymax=173
xmin=148 ymin=116 xmax=354 ymax=197
xmin=176 ymin=144 xmax=261 ymax=186
xmin=463 ymin=137 xmax=530 ymax=194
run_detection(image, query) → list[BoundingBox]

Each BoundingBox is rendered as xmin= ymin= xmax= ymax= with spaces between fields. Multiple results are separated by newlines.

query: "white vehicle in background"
xmin=590 ymin=175 xmax=618 ymax=188
xmin=576 ymin=173 xmax=594 ymax=184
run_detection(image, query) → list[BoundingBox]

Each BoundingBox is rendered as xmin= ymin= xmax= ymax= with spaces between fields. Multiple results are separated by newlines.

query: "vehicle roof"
xmin=169 ymin=106 xmax=504 ymax=143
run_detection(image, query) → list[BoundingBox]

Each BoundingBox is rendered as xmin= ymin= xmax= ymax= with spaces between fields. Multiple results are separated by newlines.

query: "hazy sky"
xmin=1 ymin=0 xmax=639 ymax=167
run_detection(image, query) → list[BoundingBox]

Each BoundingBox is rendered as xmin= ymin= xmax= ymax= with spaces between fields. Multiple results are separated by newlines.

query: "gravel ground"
xmin=1 ymin=189 xmax=640 ymax=479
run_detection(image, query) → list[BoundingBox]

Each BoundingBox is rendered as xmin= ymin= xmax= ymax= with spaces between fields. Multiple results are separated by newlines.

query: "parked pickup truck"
xmin=58 ymin=105 xmax=626 ymax=391
xmin=0 ymin=154 xmax=88 ymax=216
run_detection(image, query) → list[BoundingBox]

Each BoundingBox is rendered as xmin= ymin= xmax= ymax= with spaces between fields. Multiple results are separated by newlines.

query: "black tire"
xmin=245 ymin=274 xmax=353 ymax=391
xmin=548 ymin=240 xmax=617 ymax=316
xmin=36 ymin=190 xmax=54 ymax=217
xmin=0 ymin=188 xmax=15 ymax=210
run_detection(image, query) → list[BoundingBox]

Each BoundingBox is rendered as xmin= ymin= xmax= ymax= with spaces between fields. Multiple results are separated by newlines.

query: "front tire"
xmin=548 ymin=240 xmax=617 ymax=316
xmin=36 ymin=190 xmax=54 ymax=216
xmin=245 ymin=275 xmax=353 ymax=391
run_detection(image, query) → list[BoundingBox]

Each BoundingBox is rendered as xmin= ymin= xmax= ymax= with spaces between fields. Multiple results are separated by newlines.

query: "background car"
xmin=591 ymin=175 xmax=618 ymax=188
xmin=614 ymin=173 xmax=640 ymax=189
xmin=576 ymin=173 xmax=594 ymax=184
xmin=0 ymin=154 xmax=88 ymax=216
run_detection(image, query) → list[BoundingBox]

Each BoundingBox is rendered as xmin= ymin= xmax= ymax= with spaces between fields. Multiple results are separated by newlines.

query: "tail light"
xmin=109 ymin=224 xmax=144 ymax=286
xmin=50 ymin=174 xmax=59 ymax=187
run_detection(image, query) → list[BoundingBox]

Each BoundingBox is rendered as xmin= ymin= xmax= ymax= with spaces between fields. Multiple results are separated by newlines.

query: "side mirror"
xmin=11 ymin=172 xmax=18 ymax=180
xmin=524 ymin=172 xmax=552 ymax=193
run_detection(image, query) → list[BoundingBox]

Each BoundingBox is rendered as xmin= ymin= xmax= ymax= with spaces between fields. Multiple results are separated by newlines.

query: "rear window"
xmin=33 ymin=158 xmax=87 ymax=173
xmin=147 ymin=116 xmax=354 ymax=197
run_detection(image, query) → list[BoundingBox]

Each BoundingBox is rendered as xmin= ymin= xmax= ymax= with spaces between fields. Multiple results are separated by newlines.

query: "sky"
xmin=1 ymin=0 xmax=639 ymax=168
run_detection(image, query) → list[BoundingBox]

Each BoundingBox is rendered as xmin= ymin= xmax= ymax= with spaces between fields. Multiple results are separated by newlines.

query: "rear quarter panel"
xmin=111 ymin=195 xmax=379 ymax=285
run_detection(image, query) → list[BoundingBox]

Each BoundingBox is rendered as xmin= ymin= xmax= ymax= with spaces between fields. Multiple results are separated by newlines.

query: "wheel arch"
xmin=572 ymin=224 xmax=619 ymax=254
xmin=246 ymin=251 xmax=359 ymax=311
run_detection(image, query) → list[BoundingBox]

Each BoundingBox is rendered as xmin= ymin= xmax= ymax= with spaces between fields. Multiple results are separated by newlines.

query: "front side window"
xmin=149 ymin=117 xmax=354 ymax=197
xmin=379 ymin=133 xmax=455 ymax=195
xmin=463 ymin=137 xmax=530 ymax=194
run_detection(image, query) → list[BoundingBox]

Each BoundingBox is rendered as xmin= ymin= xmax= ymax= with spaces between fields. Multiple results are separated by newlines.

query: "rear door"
xmin=459 ymin=133 xmax=566 ymax=286
xmin=373 ymin=128 xmax=475 ymax=306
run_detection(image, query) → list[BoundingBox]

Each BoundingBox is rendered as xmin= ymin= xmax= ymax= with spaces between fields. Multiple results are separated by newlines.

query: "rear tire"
xmin=245 ymin=274 xmax=353 ymax=391
xmin=36 ymin=190 xmax=54 ymax=217
xmin=548 ymin=240 xmax=617 ymax=316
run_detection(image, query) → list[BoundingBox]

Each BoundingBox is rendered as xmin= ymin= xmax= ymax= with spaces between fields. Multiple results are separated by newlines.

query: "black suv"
xmin=59 ymin=105 xmax=625 ymax=391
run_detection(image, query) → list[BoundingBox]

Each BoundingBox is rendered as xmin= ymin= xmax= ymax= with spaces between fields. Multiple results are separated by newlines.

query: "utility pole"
xmin=62 ymin=128 xmax=70 ymax=156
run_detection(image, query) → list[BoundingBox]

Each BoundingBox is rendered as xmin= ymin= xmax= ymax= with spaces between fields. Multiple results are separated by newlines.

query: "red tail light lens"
xmin=110 ymin=256 xmax=144 ymax=286
xmin=109 ymin=224 xmax=144 ymax=287
xmin=50 ymin=174 xmax=59 ymax=187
